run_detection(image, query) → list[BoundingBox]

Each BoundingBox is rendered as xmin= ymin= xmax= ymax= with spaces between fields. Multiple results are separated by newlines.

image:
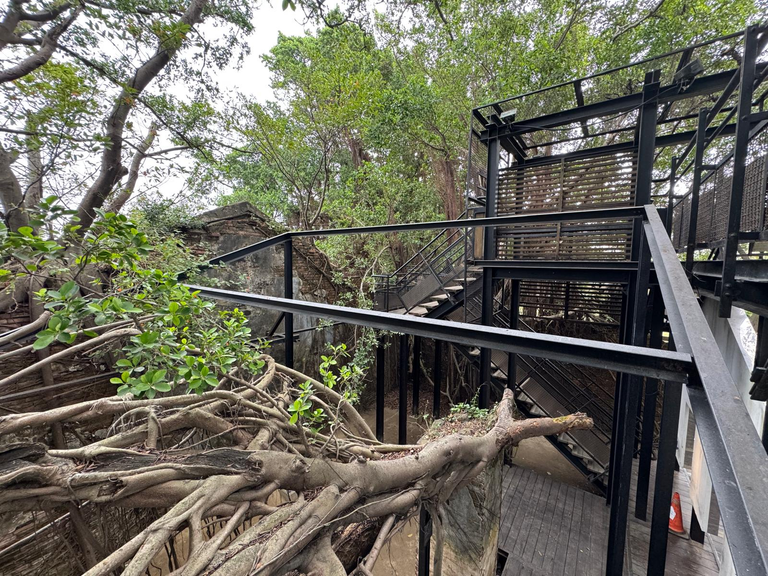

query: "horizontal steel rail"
xmin=201 ymin=206 xmax=644 ymax=268
xmin=643 ymin=205 xmax=768 ymax=575
xmin=187 ymin=283 xmax=691 ymax=381
xmin=483 ymin=69 xmax=744 ymax=139
xmin=474 ymin=30 xmax=745 ymax=112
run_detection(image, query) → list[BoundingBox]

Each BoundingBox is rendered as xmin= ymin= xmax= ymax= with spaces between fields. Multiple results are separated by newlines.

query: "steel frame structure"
xmin=187 ymin=26 xmax=768 ymax=576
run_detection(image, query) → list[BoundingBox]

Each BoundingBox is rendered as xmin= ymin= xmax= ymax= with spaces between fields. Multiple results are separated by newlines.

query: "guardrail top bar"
xmin=643 ymin=204 xmax=768 ymax=575
xmin=472 ymin=30 xmax=745 ymax=113
xmin=187 ymin=283 xmax=691 ymax=382
xmin=205 ymin=205 xmax=645 ymax=267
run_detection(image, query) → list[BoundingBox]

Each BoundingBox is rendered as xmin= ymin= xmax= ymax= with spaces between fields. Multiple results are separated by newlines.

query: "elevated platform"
xmin=499 ymin=464 xmax=723 ymax=575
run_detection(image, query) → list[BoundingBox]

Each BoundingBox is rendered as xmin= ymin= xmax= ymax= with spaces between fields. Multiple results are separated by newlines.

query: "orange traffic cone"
xmin=669 ymin=492 xmax=687 ymax=537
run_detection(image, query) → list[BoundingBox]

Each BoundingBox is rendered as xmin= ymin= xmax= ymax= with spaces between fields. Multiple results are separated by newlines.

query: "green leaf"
xmin=153 ymin=382 xmax=172 ymax=392
xmin=33 ymin=331 xmax=56 ymax=350
xmin=60 ymin=281 xmax=79 ymax=299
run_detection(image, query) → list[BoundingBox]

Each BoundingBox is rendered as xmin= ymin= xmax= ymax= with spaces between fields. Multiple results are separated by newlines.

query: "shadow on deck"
xmin=498 ymin=464 xmax=723 ymax=575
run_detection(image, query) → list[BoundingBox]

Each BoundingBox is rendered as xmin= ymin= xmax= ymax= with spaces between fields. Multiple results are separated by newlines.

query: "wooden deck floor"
xmin=498 ymin=465 xmax=723 ymax=576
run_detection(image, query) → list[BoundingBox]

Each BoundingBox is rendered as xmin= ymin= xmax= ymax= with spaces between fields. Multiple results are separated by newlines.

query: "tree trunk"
xmin=0 ymin=143 xmax=28 ymax=231
xmin=434 ymin=453 xmax=503 ymax=576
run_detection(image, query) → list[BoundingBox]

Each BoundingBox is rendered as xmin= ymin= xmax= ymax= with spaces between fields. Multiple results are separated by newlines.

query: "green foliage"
xmin=133 ymin=198 xmax=205 ymax=233
xmin=2 ymin=201 xmax=266 ymax=398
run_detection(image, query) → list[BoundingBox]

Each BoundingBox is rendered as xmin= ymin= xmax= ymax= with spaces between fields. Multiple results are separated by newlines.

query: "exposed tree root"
xmin=0 ymin=355 xmax=592 ymax=575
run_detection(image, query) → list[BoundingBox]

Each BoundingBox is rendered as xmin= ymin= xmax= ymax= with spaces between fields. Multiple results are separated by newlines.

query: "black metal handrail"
xmin=188 ymin=202 xmax=768 ymax=576
xmin=644 ymin=204 xmax=768 ymax=575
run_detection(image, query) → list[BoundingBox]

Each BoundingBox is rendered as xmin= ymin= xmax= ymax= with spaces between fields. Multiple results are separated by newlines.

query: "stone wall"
xmin=183 ymin=202 xmax=340 ymax=375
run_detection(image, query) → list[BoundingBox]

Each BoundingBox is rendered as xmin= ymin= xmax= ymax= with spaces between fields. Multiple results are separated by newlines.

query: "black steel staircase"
xmin=374 ymin=217 xmax=613 ymax=493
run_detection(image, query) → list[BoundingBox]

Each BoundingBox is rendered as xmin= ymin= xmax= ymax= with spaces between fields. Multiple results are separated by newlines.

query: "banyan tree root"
xmin=0 ymin=356 xmax=592 ymax=576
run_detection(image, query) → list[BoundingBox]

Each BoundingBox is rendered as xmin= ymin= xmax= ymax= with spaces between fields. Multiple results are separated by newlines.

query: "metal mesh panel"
xmin=519 ymin=280 xmax=624 ymax=324
xmin=494 ymin=150 xmax=636 ymax=260
xmin=672 ymin=126 xmax=768 ymax=251
xmin=497 ymin=150 xmax=637 ymax=214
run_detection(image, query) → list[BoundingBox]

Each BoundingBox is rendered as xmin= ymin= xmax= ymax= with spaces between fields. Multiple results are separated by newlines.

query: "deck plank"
xmin=497 ymin=464 xmax=722 ymax=576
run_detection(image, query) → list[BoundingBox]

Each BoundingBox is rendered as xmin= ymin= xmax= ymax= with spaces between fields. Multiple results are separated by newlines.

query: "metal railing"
xmin=187 ymin=202 xmax=768 ymax=576
xmin=373 ymin=210 xmax=475 ymax=312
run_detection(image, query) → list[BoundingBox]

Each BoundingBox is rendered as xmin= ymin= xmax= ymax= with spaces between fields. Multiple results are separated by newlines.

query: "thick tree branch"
xmin=74 ymin=0 xmax=208 ymax=231
xmin=0 ymin=5 xmax=82 ymax=84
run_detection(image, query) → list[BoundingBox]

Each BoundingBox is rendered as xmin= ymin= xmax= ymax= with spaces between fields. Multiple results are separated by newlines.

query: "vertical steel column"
xmin=720 ymin=26 xmax=759 ymax=318
xmin=413 ymin=336 xmax=421 ymax=415
xmin=283 ymin=237 xmax=294 ymax=368
xmin=685 ymin=109 xmax=709 ymax=272
xmin=479 ymin=137 xmax=500 ymax=409
xmin=376 ymin=336 xmax=385 ymax=442
xmin=508 ymin=280 xmax=519 ymax=388
xmin=418 ymin=506 xmax=432 ymax=576
xmin=754 ymin=316 xmax=768 ymax=451
xmin=399 ymin=334 xmax=408 ymax=445
xmin=666 ymin=157 xmax=678 ymax=233
xmin=607 ymin=229 xmax=652 ymax=576
xmin=646 ymin=378 xmax=684 ymax=575
xmin=635 ymin=286 xmax=664 ymax=520
xmin=608 ymin=288 xmax=631 ymax=504
xmin=434 ymin=340 xmax=442 ymax=418
xmin=606 ymin=70 xmax=658 ymax=576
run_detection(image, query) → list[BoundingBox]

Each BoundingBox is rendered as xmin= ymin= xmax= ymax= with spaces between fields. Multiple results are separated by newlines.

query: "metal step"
xmin=408 ymin=306 xmax=428 ymax=316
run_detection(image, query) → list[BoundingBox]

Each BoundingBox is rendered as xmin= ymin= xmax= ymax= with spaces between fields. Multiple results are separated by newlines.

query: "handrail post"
xmin=607 ymin=68 xmax=659 ymax=576
xmin=376 ymin=335 xmax=385 ymax=442
xmin=635 ymin=285 xmax=664 ymax=520
xmin=507 ymin=280 xmax=519 ymax=389
xmin=666 ymin=156 xmax=678 ymax=233
xmin=433 ymin=340 xmax=442 ymax=418
xmin=412 ymin=336 xmax=421 ymax=415
xmin=685 ymin=109 xmax=709 ymax=272
xmin=479 ymin=136 xmax=500 ymax=409
xmin=720 ymin=25 xmax=759 ymax=317
xmin=647 ymin=374 xmax=683 ymax=575
xmin=399 ymin=334 xmax=408 ymax=445
xmin=284 ymin=237 xmax=294 ymax=369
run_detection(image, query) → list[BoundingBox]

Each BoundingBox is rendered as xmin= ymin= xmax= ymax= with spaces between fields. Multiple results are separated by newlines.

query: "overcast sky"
xmin=210 ymin=3 xmax=308 ymax=101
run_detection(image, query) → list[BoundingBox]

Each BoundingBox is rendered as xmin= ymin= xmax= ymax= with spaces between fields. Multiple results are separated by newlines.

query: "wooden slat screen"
xmin=495 ymin=150 xmax=638 ymax=260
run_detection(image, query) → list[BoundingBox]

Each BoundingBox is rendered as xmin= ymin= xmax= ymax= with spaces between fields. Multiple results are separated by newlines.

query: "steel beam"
xmin=607 ymin=73 xmax=658 ymax=576
xmin=644 ymin=205 xmax=768 ymax=576
xmin=479 ymin=137 xmax=500 ymax=409
xmin=720 ymin=26 xmax=760 ymax=317
xmin=489 ymin=262 xmax=634 ymax=283
xmin=187 ymin=284 xmax=692 ymax=381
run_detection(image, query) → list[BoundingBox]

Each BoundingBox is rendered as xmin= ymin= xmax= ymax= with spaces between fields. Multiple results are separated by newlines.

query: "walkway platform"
xmin=498 ymin=464 xmax=723 ymax=575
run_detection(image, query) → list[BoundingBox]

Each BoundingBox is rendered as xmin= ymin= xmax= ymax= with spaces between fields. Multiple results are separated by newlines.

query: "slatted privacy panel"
xmin=496 ymin=220 xmax=633 ymax=260
xmin=672 ymin=128 xmax=768 ymax=252
xmin=519 ymin=280 xmax=624 ymax=325
xmin=495 ymin=149 xmax=638 ymax=260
